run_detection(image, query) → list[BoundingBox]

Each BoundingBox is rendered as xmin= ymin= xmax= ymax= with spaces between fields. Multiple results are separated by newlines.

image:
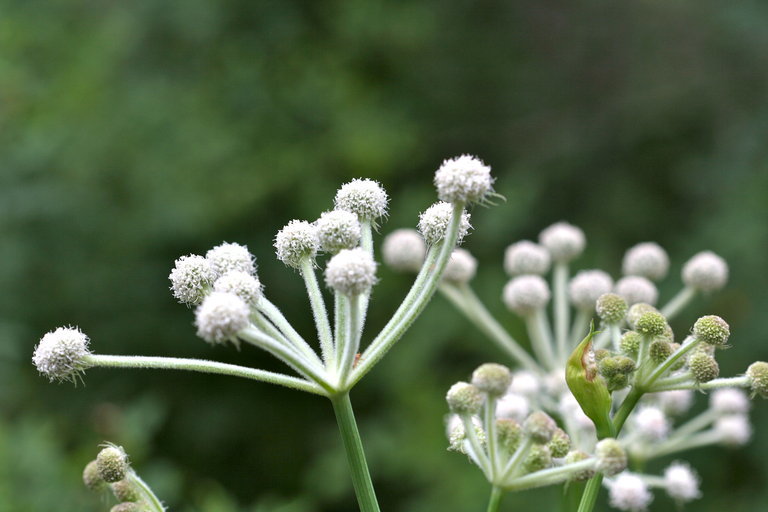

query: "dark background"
xmin=2 ymin=1 xmax=767 ymax=510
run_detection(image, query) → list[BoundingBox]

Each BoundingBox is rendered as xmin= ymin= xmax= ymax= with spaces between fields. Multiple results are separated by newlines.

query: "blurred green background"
xmin=2 ymin=0 xmax=768 ymax=510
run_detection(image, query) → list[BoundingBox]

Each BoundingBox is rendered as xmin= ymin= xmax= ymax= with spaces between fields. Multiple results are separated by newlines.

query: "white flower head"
xmin=715 ymin=414 xmax=752 ymax=446
xmin=495 ymin=393 xmax=530 ymax=421
xmin=315 ymin=210 xmax=362 ymax=254
xmin=509 ymin=370 xmax=541 ymax=396
xmin=559 ymin=392 xmax=595 ymax=431
xmin=324 ymin=248 xmax=377 ymax=296
xmin=382 ymin=229 xmax=426 ymax=273
xmin=654 ymin=390 xmax=694 ymax=416
xmin=615 ymin=276 xmax=658 ymax=306
xmin=33 ymin=327 xmax=92 ymax=383
xmin=622 ymin=242 xmax=669 ymax=281
xmin=194 ymin=292 xmax=250 ymax=345
xmin=569 ymin=270 xmax=614 ymax=310
xmin=664 ymin=462 xmax=701 ymax=503
xmin=418 ymin=201 xmax=471 ymax=246
xmin=434 ymin=154 xmax=494 ymax=204
xmin=539 ymin=222 xmax=586 ymax=262
xmin=213 ymin=271 xmax=262 ymax=307
xmin=274 ymin=220 xmax=320 ymax=268
xmin=504 ymin=240 xmax=551 ymax=276
xmin=502 ymin=275 xmax=551 ymax=316
xmin=710 ymin=388 xmax=750 ymax=416
xmin=443 ymin=248 xmax=478 ymax=284
xmin=608 ymin=473 xmax=653 ymax=511
xmin=206 ymin=242 xmax=256 ymax=279
xmin=682 ymin=251 xmax=729 ymax=292
xmin=334 ymin=178 xmax=389 ymax=221
xmin=633 ymin=406 xmax=670 ymax=441
xmin=169 ymin=254 xmax=214 ymax=305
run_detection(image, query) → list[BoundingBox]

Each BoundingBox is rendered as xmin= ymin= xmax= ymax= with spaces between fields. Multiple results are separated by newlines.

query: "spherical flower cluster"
xmin=213 ymin=270 xmax=262 ymax=306
xmin=715 ymin=415 xmax=751 ymax=446
xmin=682 ymin=251 xmax=729 ymax=292
xmin=608 ymin=473 xmax=652 ymax=511
xmin=471 ymin=363 xmax=512 ymax=396
xmin=194 ymin=292 xmax=250 ymax=344
xmin=82 ymin=460 xmax=103 ymax=491
xmin=596 ymin=439 xmax=628 ymax=476
xmin=418 ymin=202 xmax=471 ymax=246
xmin=96 ymin=445 xmax=129 ymax=483
xmin=504 ymin=240 xmax=551 ymax=276
xmin=169 ymin=254 xmax=214 ymax=305
xmin=633 ymin=406 xmax=670 ymax=441
xmin=710 ymin=388 xmax=750 ymax=415
xmin=443 ymin=249 xmax=478 ymax=284
xmin=622 ymin=242 xmax=669 ymax=281
xmin=274 ymin=220 xmax=320 ymax=268
xmin=615 ymin=276 xmax=658 ymax=306
xmin=503 ymin=275 xmax=551 ymax=316
xmin=33 ymin=327 xmax=92 ymax=382
xmin=334 ymin=178 xmax=389 ymax=220
xmin=746 ymin=361 xmax=768 ymax=398
xmin=434 ymin=154 xmax=494 ymax=204
xmin=206 ymin=242 xmax=256 ymax=279
xmin=382 ymin=229 xmax=426 ymax=272
xmin=663 ymin=462 xmax=701 ymax=503
xmin=688 ymin=351 xmax=720 ymax=383
xmin=315 ymin=210 xmax=362 ymax=253
xmin=324 ymin=248 xmax=377 ymax=296
xmin=634 ymin=311 xmax=668 ymax=337
xmin=569 ymin=270 xmax=614 ymax=310
xmin=693 ymin=315 xmax=730 ymax=347
xmin=596 ymin=293 xmax=628 ymax=324
xmin=509 ymin=370 xmax=541 ymax=396
xmin=654 ymin=390 xmax=694 ymax=416
xmin=539 ymin=222 xmax=585 ymax=262
xmin=446 ymin=381 xmax=484 ymax=415
xmin=625 ymin=303 xmax=658 ymax=330
xmin=496 ymin=393 xmax=530 ymax=421
xmin=523 ymin=411 xmax=557 ymax=443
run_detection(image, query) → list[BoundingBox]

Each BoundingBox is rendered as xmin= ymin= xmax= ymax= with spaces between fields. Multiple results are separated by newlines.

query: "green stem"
xmin=358 ymin=220 xmax=374 ymax=336
xmin=486 ymin=486 xmax=504 ymax=512
xmin=330 ymin=393 xmax=380 ymax=512
xmin=553 ymin=262 xmax=570 ymax=361
xmin=130 ymin=471 xmax=166 ymax=511
xmin=300 ymin=258 xmax=335 ymax=366
xmin=660 ymin=286 xmax=697 ymax=320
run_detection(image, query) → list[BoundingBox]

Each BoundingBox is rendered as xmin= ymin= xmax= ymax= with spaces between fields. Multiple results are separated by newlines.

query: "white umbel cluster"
xmin=206 ymin=242 xmax=256 ymax=279
xmin=504 ymin=241 xmax=551 ymax=276
xmin=539 ymin=222 xmax=585 ymax=262
xmin=569 ymin=269 xmax=614 ymax=310
xmin=608 ymin=473 xmax=653 ymax=511
xmin=663 ymin=462 xmax=701 ymax=503
xmin=615 ymin=276 xmax=658 ymax=306
xmin=443 ymin=249 xmax=477 ymax=284
xmin=169 ymin=254 xmax=214 ymax=305
xmin=194 ymin=292 xmax=250 ymax=344
xmin=324 ymin=248 xmax=377 ymax=296
xmin=434 ymin=154 xmax=494 ymax=204
xmin=274 ymin=220 xmax=320 ymax=268
xmin=315 ymin=210 xmax=362 ymax=253
xmin=682 ymin=251 xmax=729 ymax=292
xmin=418 ymin=201 xmax=471 ymax=246
xmin=502 ymin=275 xmax=551 ymax=316
xmin=382 ymin=229 xmax=426 ymax=272
xmin=334 ymin=179 xmax=389 ymax=221
xmin=213 ymin=270 xmax=262 ymax=307
xmin=622 ymin=242 xmax=669 ymax=281
xmin=33 ymin=327 xmax=92 ymax=382
xmin=633 ymin=406 xmax=670 ymax=441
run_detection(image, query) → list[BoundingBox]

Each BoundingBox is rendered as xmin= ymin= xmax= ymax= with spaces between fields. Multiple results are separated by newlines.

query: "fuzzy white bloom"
xmin=509 ymin=370 xmax=541 ymax=396
xmin=434 ymin=154 xmax=494 ymax=204
xmin=334 ymin=178 xmax=389 ymax=220
xmin=682 ymin=251 xmax=729 ymax=292
xmin=325 ymin=248 xmax=377 ymax=295
xmin=654 ymin=390 xmax=694 ymax=416
xmin=559 ymin=393 xmax=595 ymax=431
xmin=445 ymin=413 xmax=483 ymax=439
xmin=715 ymin=415 xmax=751 ymax=446
xmin=213 ymin=271 xmax=262 ymax=307
xmin=443 ymin=248 xmax=477 ymax=284
xmin=169 ymin=254 xmax=214 ymax=305
xmin=274 ymin=220 xmax=320 ymax=268
xmin=633 ymin=406 xmax=670 ymax=441
xmin=608 ymin=473 xmax=653 ymax=511
xmin=206 ymin=242 xmax=256 ymax=279
xmin=710 ymin=388 xmax=750 ymax=416
xmin=545 ymin=370 xmax=568 ymax=396
xmin=382 ymin=229 xmax=426 ymax=272
xmin=418 ymin=201 xmax=471 ymax=246
xmin=569 ymin=270 xmax=614 ymax=310
xmin=503 ymin=240 xmax=551 ymax=276
xmin=315 ymin=210 xmax=361 ymax=253
xmin=615 ymin=276 xmax=658 ymax=306
xmin=622 ymin=242 xmax=669 ymax=281
xmin=495 ymin=393 xmax=530 ymax=421
xmin=663 ymin=462 xmax=701 ymax=503
xmin=194 ymin=292 xmax=250 ymax=344
xmin=502 ymin=275 xmax=551 ymax=316
xmin=539 ymin=222 xmax=585 ymax=262
xmin=33 ymin=327 xmax=92 ymax=382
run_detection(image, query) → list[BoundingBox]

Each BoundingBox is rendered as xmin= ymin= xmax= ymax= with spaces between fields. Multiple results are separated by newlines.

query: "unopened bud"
xmin=83 ymin=460 xmax=104 ymax=491
xmin=434 ymin=154 xmax=494 ymax=204
xmin=622 ymin=242 xmax=669 ymax=281
xmin=523 ymin=444 xmax=553 ymax=473
xmin=682 ymin=251 xmax=728 ymax=292
xmin=502 ymin=275 xmax=551 ymax=316
xmin=626 ymin=303 xmax=658 ymax=329
xmin=649 ymin=340 xmax=673 ymax=364
xmin=523 ymin=411 xmax=557 ymax=444
xmin=539 ymin=222 xmax=585 ymax=263
xmin=443 ymin=248 xmax=478 ymax=284
xmin=496 ymin=419 xmax=522 ymax=453
xmin=693 ymin=315 xmax=730 ymax=347
xmin=595 ymin=438 xmax=627 ymax=476
xmin=418 ymin=201 xmax=471 ymax=246
xmin=504 ymin=241 xmax=551 ymax=276
xmin=565 ymin=450 xmax=595 ymax=481
xmin=471 ymin=363 xmax=512 ymax=396
xmin=596 ymin=293 xmax=628 ymax=325
xmin=615 ymin=276 xmax=658 ymax=306
xmin=334 ymin=178 xmax=389 ymax=220
xmin=746 ymin=361 xmax=768 ymax=399
xmin=315 ymin=210 xmax=362 ymax=253
xmin=446 ymin=382 xmax=484 ymax=415
xmin=96 ymin=445 xmax=129 ymax=483
xmin=324 ymin=248 xmax=377 ymax=295
xmin=111 ymin=479 xmax=140 ymax=502
xmin=569 ymin=270 xmax=614 ymax=310
xmin=634 ymin=311 xmax=668 ymax=337
xmin=688 ymin=351 xmax=719 ymax=383
xmin=619 ymin=331 xmax=642 ymax=357
xmin=548 ymin=428 xmax=571 ymax=458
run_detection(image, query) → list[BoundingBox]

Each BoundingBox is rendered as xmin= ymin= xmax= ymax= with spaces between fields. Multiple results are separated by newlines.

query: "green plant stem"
xmin=486 ymin=486 xmax=504 ymax=512
xmin=553 ymin=262 xmax=570 ymax=361
xmin=84 ymin=354 xmax=329 ymax=395
xmin=330 ymin=393 xmax=380 ymax=512
xmin=358 ymin=220 xmax=374 ymax=336
xmin=300 ymin=258 xmax=335 ymax=366
xmin=661 ymin=286 xmax=697 ymax=319
xmin=130 ymin=471 xmax=166 ymax=511
xmin=258 ymin=298 xmax=319 ymax=359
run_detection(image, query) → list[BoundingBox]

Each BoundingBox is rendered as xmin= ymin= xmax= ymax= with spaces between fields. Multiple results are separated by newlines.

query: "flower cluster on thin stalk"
xmin=32 ymin=155 xmax=497 ymax=512
xmin=82 ymin=443 xmax=165 ymax=512
xmin=382 ymin=224 xmax=766 ymax=511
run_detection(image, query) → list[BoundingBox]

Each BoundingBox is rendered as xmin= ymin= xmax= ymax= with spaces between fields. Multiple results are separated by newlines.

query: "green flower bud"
xmin=496 ymin=419 xmax=522 ymax=454
xmin=598 ymin=356 xmax=636 ymax=378
xmin=693 ymin=315 xmax=730 ymax=347
xmin=96 ymin=445 xmax=129 ymax=483
xmin=595 ymin=438 xmax=627 ymax=476
xmin=111 ymin=479 xmax=140 ymax=502
xmin=566 ymin=324 xmax=613 ymax=438
xmin=593 ymin=349 xmax=611 ymax=363
xmin=111 ymin=504 xmax=141 ymax=512
xmin=668 ymin=343 xmax=686 ymax=371
xmin=83 ymin=460 xmax=104 ymax=491
xmin=565 ymin=450 xmax=595 ymax=481
xmin=446 ymin=382 xmax=484 ymax=415
xmin=606 ymin=373 xmax=630 ymax=392
xmin=688 ymin=351 xmax=720 ymax=383
xmin=471 ymin=363 xmax=512 ymax=396
xmin=747 ymin=361 xmax=768 ymax=399
xmin=650 ymin=340 xmax=673 ymax=365
xmin=620 ymin=331 xmax=642 ymax=357
xmin=635 ymin=311 xmax=668 ymax=337
xmin=626 ymin=303 xmax=658 ymax=329
xmin=596 ymin=293 xmax=628 ymax=324
xmin=523 ymin=444 xmax=553 ymax=473
xmin=547 ymin=428 xmax=571 ymax=458
xmin=660 ymin=323 xmax=675 ymax=343
xmin=523 ymin=411 xmax=557 ymax=444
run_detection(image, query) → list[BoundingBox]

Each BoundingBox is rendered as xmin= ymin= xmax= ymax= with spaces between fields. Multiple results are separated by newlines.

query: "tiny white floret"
xmin=315 ymin=210 xmax=362 ymax=253
xmin=334 ymin=178 xmax=389 ymax=220
xmin=169 ymin=254 xmax=214 ymax=305
xmin=274 ymin=220 xmax=320 ymax=268
xmin=33 ymin=327 xmax=92 ymax=382
xmin=195 ymin=292 xmax=250 ymax=345
xmin=434 ymin=154 xmax=494 ymax=204
xmin=325 ymin=248 xmax=377 ymax=295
